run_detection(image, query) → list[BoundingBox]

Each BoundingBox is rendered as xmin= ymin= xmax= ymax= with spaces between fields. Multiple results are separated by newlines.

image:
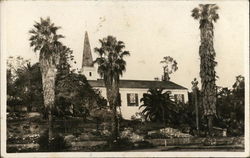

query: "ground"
xmin=6 ymin=112 xmax=244 ymax=152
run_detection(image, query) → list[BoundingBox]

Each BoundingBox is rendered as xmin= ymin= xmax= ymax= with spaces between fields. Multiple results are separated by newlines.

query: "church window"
xmin=127 ymin=93 xmax=139 ymax=106
xmin=174 ymin=94 xmax=184 ymax=103
xmin=89 ymin=72 xmax=92 ymax=76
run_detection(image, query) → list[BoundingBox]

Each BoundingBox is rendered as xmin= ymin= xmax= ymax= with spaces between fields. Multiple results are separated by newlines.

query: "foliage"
xmin=54 ymin=42 xmax=107 ymax=119
xmin=160 ymin=56 xmax=178 ymax=81
xmin=232 ymin=75 xmax=244 ymax=100
xmin=16 ymin=63 xmax=43 ymax=112
xmin=29 ymin=17 xmax=64 ymax=58
xmin=27 ymin=17 xmax=108 ymax=121
xmin=7 ymin=56 xmax=30 ymax=80
xmin=6 ymin=55 xmax=106 ymax=118
xmin=55 ymin=72 xmax=107 ymax=119
xmin=140 ymin=88 xmax=177 ymax=124
xmin=188 ymin=75 xmax=245 ymax=136
xmin=7 ymin=56 xmax=30 ymax=109
xmin=38 ymin=130 xmax=69 ymax=152
xmin=215 ymin=75 xmax=245 ymax=136
xmin=145 ymin=132 xmax=169 ymax=139
xmin=7 ymin=58 xmax=43 ymax=112
xmin=94 ymin=35 xmax=130 ymax=141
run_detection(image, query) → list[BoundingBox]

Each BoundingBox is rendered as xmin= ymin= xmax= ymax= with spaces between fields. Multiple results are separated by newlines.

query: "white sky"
xmin=1 ymin=0 xmax=249 ymax=91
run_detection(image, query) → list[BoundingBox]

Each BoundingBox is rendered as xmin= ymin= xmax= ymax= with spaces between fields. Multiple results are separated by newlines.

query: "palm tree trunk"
xmin=200 ymin=21 xmax=217 ymax=136
xmin=110 ymin=81 xmax=119 ymax=142
xmin=207 ymin=115 xmax=213 ymax=136
xmin=41 ymin=61 xmax=57 ymax=141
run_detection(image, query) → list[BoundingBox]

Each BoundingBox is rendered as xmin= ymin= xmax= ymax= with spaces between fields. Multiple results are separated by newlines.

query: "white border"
xmin=1 ymin=0 xmax=249 ymax=157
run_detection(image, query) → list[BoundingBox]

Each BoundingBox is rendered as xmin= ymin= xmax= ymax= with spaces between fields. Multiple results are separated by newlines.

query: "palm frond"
xmin=191 ymin=7 xmax=201 ymax=19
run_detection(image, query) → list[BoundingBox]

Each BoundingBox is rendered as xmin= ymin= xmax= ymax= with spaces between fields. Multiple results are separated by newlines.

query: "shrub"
xmin=108 ymin=138 xmax=134 ymax=151
xmin=38 ymin=130 xmax=69 ymax=152
xmin=145 ymin=132 xmax=169 ymax=139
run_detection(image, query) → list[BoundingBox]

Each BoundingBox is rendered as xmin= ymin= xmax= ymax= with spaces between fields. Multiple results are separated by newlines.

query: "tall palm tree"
xmin=94 ymin=36 xmax=130 ymax=141
xmin=191 ymin=4 xmax=219 ymax=135
xmin=29 ymin=17 xmax=64 ymax=141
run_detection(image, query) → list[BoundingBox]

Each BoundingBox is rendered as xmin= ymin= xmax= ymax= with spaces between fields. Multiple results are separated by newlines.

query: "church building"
xmin=81 ymin=32 xmax=188 ymax=120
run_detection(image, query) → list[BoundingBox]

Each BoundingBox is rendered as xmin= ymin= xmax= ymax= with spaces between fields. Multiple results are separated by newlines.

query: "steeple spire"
xmin=82 ymin=31 xmax=93 ymax=67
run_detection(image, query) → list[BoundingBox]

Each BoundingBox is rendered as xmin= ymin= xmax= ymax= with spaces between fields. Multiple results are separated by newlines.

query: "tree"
xmin=140 ymin=88 xmax=176 ymax=125
xmin=160 ymin=56 xmax=178 ymax=81
xmin=7 ymin=57 xmax=43 ymax=112
xmin=7 ymin=56 xmax=30 ymax=79
xmin=94 ymin=36 xmax=130 ymax=142
xmin=192 ymin=4 xmax=219 ymax=135
xmin=7 ymin=69 xmax=22 ymax=111
xmin=55 ymin=44 xmax=107 ymax=119
xmin=216 ymin=76 xmax=245 ymax=136
xmin=56 ymin=72 xmax=104 ymax=118
xmin=232 ymin=75 xmax=244 ymax=100
xmin=29 ymin=17 xmax=64 ymax=141
xmin=14 ymin=62 xmax=43 ymax=112
xmin=231 ymin=75 xmax=244 ymax=125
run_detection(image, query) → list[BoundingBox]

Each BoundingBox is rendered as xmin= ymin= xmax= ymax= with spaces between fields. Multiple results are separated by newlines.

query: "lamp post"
xmin=192 ymin=78 xmax=199 ymax=135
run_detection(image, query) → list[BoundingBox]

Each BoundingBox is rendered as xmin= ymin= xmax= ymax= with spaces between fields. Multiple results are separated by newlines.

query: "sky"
xmin=1 ymin=0 xmax=249 ymax=91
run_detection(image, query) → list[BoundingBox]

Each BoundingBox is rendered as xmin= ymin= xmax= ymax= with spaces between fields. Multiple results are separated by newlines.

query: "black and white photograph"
xmin=0 ymin=0 xmax=249 ymax=157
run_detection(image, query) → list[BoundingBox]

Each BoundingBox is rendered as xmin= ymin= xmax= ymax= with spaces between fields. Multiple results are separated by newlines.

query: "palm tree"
xmin=140 ymin=88 xmax=176 ymax=125
xmin=191 ymin=4 xmax=219 ymax=135
xmin=29 ymin=17 xmax=64 ymax=141
xmin=94 ymin=36 xmax=130 ymax=142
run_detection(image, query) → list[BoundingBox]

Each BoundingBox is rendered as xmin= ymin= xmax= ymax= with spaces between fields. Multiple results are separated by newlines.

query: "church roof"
xmin=82 ymin=31 xmax=94 ymax=67
xmin=88 ymin=79 xmax=187 ymax=90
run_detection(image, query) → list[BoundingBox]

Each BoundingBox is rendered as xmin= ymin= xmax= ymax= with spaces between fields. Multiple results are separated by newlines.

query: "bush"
xmin=38 ymin=130 xmax=69 ymax=152
xmin=108 ymin=138 xmax=134 ymax=151
xmin=145 ymin=132 xmax=169 ymax=139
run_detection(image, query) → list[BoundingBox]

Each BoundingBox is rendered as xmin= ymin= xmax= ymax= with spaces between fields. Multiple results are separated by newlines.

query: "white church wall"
xmin=119 ymin=88 xmax=148 ymax=120
xmin=94 ymin=87 xmax=188 ymax=120
xmin=81 ymin=66 xmax=98 ymax=80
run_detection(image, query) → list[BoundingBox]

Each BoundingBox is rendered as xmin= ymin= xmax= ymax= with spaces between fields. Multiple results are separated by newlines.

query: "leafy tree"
xmin=7 ymin=56 xmax=30 ymax=79
xmin=53 ymin=44 xmax=107 ymax=119
xmin=232 ymin=75 xmax=244 ymax=100
xmin=160 ymin=56 xmax=178 ymax=81
xmin=56 ymin=45 xmax=75 ymax=77
xmin=7 ymin=69 xmax=22 ymax=111
xmin=55 ymin=72 xmax=105 ymax=118
xmin=140 ymin=88 xmax=177 ymax=125
xmin=7 ymin=57 xmax=43 ymax=112
xmin=29 ymin=17 xmax=64 ymax=140
xmin=7 ymin=56 xmax=30 ymax=110
xmin=191 ymin=4 xmax=219 ymax=135
xmin=94 ymin=36 xmax=130 ymax=141
xmin=231 ymin=76 xmax=244 ymax=135
xmin=14 ymin=62 xmax=43 ymax=112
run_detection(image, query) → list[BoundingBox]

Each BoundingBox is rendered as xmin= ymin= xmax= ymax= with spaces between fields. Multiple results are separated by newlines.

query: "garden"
xmin=6 ymin=6 xmax=245 ymax=152
xmin=7 ymin=110 xmax=244 ymax=152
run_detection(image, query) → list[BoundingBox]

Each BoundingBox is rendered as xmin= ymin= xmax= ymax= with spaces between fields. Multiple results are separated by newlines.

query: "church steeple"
xmin=82 ymin=31 xmax=93 ymax=68
xmin=81 ymin=31 xmax=97 ymax=80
